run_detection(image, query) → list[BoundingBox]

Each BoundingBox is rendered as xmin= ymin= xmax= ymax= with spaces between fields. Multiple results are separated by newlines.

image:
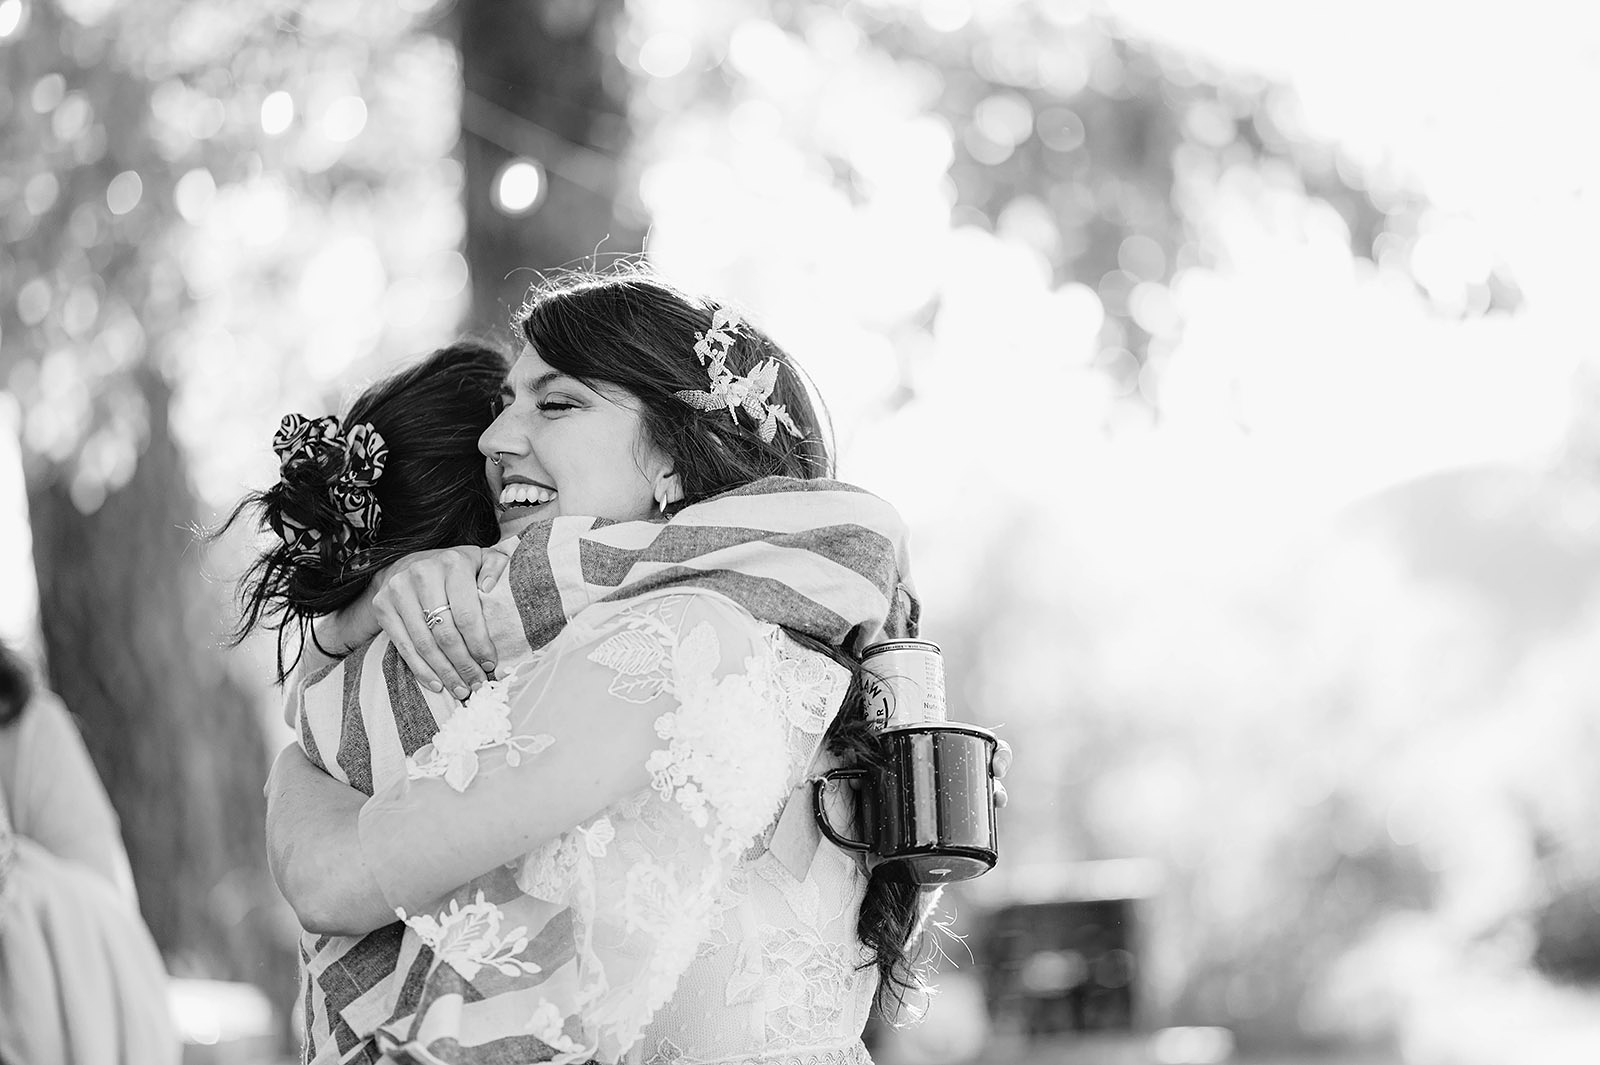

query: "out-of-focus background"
xmin=3 ymin=0 xmax=1599 ymax=1061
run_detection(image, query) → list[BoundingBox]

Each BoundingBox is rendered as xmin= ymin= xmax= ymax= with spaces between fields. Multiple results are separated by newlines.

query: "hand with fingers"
xmin=370 ymin=544 xmax=514 ymax=699
xmin=992 ymin=737 xmax=1013 ymax=808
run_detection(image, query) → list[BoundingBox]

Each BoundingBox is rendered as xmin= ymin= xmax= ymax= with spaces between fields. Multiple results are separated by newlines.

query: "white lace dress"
xmin=352 ymin=589 xmax=878 ymax=1065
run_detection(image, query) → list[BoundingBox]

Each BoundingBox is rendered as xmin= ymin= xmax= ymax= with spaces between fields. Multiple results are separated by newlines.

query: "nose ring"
xmin=490 ymin=453 xmax=503 ymax=466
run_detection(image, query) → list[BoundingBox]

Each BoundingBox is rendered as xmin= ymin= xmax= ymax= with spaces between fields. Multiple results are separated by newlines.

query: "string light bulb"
xmin=493 ymin=158 xmax=545 ymax=215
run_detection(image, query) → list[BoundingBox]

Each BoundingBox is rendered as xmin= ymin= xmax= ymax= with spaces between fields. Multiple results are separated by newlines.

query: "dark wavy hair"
xmin=515 ymin=270 xmax=833 ymax=503
xmin=0 ymin=639 xmax=34 ymax=728
xmin=219 ymin=341 xmax=510 ymax=680
xmin=515 ymin=269 xmax=936 ymax=1017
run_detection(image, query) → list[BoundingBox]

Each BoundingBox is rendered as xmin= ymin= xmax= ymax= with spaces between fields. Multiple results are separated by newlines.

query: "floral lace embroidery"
xmin=767 ymin=636 xmax=847 ymax=735
xmin=755 ymin=925 xmax=857 ymax=1043
xmin=644 ymin=636 xmax=790 ymax=843
xmin=718 ymin=851 xmax=874 ymax=1041
xmin=517 ymin=832 xmax=581 ymax=902
xmin=396 ymin=891 xmax=542 ymax=980
xmin=645 ymin=1037 xmax=687 ymax=1065
xmin=529 ymin=1000 xmax=584 ymax=1055
xmin=586 ymin=598 xmax=792 ymax=851
xmin=587 ymin=610 xmax=694 ymax=703
xmin=517 ymin=798 xmax=658 ymax=904
xmin=644 ymin=1041 xmax=871 ymax=1065
xmin=576 ymin=816 xmax=616 ymax=857
xmin=406 ymin=672 xmax=555 ymax=791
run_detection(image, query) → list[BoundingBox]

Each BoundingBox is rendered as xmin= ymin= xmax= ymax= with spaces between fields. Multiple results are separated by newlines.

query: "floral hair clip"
xmin=673 ymin=306 xmax=802 ymax=444
xmin=271 ymin=413 xmax=388 ymax=566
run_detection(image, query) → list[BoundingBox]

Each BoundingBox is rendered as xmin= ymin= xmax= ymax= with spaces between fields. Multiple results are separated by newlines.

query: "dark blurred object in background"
xmin=985 ymin=897 xmax=1140 ymax=1035
xmin=1533 ymin=877 xmax=1600 ymax=987
xmin=458 ymin=0 xmax=642 ymax=327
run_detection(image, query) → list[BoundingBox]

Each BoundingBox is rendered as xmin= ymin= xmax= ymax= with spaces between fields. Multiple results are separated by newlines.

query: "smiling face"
xmin=480 ymin=345 xmax=675 ymax=538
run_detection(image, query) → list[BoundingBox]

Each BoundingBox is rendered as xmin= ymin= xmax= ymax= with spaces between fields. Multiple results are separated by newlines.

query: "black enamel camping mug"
xmin=811 ymin=723 xmax=999 ymax=885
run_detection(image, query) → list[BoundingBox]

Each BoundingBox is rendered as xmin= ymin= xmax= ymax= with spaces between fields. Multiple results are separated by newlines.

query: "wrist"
xmin=320 ymin=584 xmax=382 ymax=653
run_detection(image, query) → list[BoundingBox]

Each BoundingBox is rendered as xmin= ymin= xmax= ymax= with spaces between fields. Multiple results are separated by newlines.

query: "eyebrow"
xmin=503 ymin=370 xmax=572 ymax=396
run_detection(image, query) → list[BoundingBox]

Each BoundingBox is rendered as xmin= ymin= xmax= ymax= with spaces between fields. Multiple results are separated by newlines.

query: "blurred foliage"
xmin=620 ymin=0 xmax=1516 ymax=413
xmin=0 ymin=0 xmax=470 ymax=1025
xmin=1 ymin=0 xmax=466 ymax=505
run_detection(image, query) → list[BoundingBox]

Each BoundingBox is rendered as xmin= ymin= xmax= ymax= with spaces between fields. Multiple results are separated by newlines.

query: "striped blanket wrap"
xmin=285 ymin=477 xmax=917 ymax=1064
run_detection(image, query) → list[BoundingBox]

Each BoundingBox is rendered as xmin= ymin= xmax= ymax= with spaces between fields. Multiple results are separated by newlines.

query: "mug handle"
xmin=812 ymin=768 xmax=871 ymax=852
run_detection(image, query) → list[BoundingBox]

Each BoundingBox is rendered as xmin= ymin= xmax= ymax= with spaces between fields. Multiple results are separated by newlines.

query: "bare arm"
xmin=264 ymin=743 xmax=394 ymax=935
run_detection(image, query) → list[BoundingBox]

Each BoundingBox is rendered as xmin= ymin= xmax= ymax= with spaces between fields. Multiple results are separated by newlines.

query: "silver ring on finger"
xmin=424 ymin=605 xmax=453 ymax=630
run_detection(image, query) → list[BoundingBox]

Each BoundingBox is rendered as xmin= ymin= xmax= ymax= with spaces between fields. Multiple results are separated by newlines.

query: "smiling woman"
xmin=482 ymin=348 xmax=675 ymax=536
xmin=367 ymin=271 xmax=836 ymax=697
xmin=503 ymin=269 xmax=831 ymax=512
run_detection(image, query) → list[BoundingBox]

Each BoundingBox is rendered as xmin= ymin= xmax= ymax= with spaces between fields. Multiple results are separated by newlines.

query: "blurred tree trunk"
xmin=26 ymin=369 xmax=293 ymax=999
xmin=3 ymin=0 xmax=296 ymax=1018
xmin=457 ymin=0 xmax=642 ymax=327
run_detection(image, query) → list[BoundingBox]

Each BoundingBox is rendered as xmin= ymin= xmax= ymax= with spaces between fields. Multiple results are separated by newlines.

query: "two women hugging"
xmin=226 ymin=270 xmax=1008 ymax=1065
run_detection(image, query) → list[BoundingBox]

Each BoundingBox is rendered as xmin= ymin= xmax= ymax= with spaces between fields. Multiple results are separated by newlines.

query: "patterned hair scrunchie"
xmin=271 ymin=413 xmax=389 ymax=566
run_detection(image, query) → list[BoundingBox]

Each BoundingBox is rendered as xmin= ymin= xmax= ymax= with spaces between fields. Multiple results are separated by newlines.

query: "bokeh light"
xmin=638 ymin=31 xmax=691 ymax=77
xmin=173 ymin=167 xmax=215 ymax=224
xmin=493 ymin=157 xmax=545 ymax=215
xmin=105 ymin=170 xmax=143 ymax=215
xmin=259 ymin=90 xmax=293 ymax=135
xmin=320 ymin=94 xmax=368 ymax=142
xmin=0 ymin=0 xmax=24 ymax=38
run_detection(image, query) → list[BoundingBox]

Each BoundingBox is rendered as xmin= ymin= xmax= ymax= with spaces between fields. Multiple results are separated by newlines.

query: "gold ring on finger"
xmin=424 ymin=605 xmax=453 ymax=630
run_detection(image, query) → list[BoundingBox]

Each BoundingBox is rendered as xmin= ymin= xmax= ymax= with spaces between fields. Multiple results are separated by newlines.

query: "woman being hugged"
xmin=222 ymin=340 xmax=509 ymax=1063
xmin=267 ymin=272 xmax=998 ymax=1065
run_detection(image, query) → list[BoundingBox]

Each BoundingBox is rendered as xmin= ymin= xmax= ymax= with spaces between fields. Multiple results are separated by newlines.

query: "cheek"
xmin=598 ymin=445 xmax=659 ymax=516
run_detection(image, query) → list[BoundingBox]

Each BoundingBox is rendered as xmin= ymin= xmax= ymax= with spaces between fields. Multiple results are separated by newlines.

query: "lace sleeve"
xmin=360 ymin=590 xmax=849 ymax=1065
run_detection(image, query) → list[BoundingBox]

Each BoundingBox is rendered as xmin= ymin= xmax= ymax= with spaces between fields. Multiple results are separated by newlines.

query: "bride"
xmin=262 ymin=270 xmax=1008 ymax=1064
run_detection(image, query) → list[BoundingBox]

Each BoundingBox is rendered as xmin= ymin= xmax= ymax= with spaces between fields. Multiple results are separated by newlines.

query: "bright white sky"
xmin=1093 ymin=0 xmax=1594 ymax=507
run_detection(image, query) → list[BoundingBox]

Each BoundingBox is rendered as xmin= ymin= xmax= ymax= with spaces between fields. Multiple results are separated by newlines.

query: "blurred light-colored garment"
xmin=0 ymin=691 xmax=181 ymax=1065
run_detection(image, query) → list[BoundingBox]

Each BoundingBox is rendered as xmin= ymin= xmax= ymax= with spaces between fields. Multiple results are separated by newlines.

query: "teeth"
xmin=499 ymin=483 xmax=556 ymax=507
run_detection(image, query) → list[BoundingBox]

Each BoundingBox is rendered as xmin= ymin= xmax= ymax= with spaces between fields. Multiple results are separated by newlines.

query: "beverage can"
xmin=859 ymin=639 xmax=948 ymax=730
